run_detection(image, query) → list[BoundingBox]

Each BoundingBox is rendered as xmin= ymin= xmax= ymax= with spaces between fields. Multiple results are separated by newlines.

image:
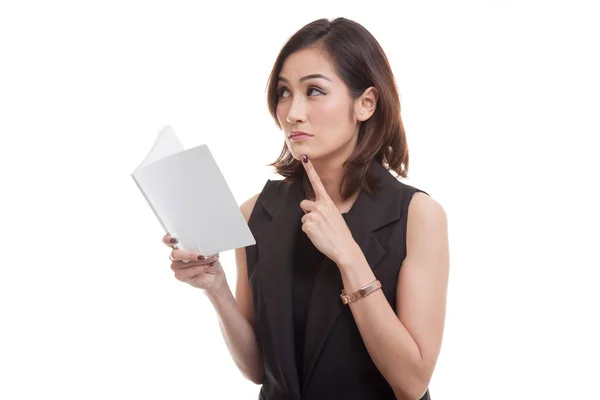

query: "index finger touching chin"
xmin=301 ymin=154 xmax=329 ymax=201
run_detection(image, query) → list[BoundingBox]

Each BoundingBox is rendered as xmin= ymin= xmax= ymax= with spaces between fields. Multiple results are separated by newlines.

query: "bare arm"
xmin=337 ymin=193 xmax=449 ymax=399
xmin=204 ymin=193 xmax=264 ymax=385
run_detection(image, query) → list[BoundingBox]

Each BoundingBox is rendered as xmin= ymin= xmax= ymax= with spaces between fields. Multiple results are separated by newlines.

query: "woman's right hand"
xmin=162 ymin=234 xmax=226 ymax=292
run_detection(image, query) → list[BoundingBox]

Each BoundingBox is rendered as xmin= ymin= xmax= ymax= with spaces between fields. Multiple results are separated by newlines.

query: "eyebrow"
xmin=277 ymin=74 xmax=332 ymax=84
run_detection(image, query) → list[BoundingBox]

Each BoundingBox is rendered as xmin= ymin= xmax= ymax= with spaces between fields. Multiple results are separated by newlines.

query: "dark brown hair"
xmin=265 ymin=17 xmax=410 ymax=201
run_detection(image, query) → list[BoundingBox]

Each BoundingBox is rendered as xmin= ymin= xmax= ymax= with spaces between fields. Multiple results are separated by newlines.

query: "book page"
xmin=132 ymin=132 xmax=255 ymax=255
xmin=133 ymin=125 xmax=184 ymax=172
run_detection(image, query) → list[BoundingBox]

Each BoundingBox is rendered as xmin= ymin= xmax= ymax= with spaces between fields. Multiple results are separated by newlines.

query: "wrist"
xmin=204 ymin=279 xmax=231 ymax=302
xmin=335 ymin=244 xmax=365 ymax=271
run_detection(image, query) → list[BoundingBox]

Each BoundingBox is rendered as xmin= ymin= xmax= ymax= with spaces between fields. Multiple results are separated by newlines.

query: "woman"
xmin=164 ymin=17 xmax=449 ymax=400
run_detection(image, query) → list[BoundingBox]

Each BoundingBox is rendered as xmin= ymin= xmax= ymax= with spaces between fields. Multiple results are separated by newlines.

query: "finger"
xmin=301 ymin=154 xmax=330 ymax=201
xmin=182 ymin=260 xmax=220 ymax=280
xmin=172 ymin=257 xmax=218 ymax=267
xmin=163 ymin=233 xmax=179 ymax=248
xmin=171 ymin=249 xmax=219 ymax=262
xmin=171 ymin=259 xmax=214 ymax=272
xmin=299 ymin=199 xmax=318 ymax=214
xmin=203 ymin=260 xmax=220 ymax=270
xmin=185 ymin=267 xmax=217 ymax=283
xmin=187 ymin=263 xmax=219 ymax=281
xmin=175 ymin=264 xmax=209 ymax=281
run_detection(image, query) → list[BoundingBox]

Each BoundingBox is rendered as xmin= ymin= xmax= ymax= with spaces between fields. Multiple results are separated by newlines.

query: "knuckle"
xmin=188 ymin=266 xmax=203 ymax=276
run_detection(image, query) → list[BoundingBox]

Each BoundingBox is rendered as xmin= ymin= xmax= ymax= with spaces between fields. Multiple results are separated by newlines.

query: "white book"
xmin=131 ymin=125 xmax=256 ymax=256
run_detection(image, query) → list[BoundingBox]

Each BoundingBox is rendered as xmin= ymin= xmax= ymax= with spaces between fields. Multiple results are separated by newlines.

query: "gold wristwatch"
xmin=340 ymin=279 xmax=382 ymax=305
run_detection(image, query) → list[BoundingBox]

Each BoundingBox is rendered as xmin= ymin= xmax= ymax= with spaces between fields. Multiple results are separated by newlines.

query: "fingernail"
xmin=198 ymin=255 xmax=207 ymax=261
xmin=169 ymin=238 xmax=179 ymax=244
xmin=302 ymin=154 xmax=308 ymax=163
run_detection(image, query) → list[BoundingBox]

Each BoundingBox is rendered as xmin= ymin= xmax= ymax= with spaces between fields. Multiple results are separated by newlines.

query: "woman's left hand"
xmin=299 ymin=155 xmax=360 ymax=266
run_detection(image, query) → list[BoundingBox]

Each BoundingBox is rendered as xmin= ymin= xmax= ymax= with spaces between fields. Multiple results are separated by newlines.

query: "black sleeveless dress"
xmin=246 ymin=159 xmax=432 ymax=400
xmin=292 ymin=212 xmax=348 ymax=392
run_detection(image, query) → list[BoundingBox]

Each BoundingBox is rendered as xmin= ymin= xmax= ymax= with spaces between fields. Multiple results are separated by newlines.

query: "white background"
xmin=1 ymin=0 xmax=599 ymax=398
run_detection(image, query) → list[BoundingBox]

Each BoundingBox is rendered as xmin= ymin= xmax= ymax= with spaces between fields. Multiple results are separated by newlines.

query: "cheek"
xmin=276 ymin=104 xmax=286 ymax=126
xmin=311 ymin=97 xmax=354 ymax=135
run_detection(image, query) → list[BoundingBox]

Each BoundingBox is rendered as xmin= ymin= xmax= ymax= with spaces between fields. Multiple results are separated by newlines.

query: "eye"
xmin=307 ymin=87 xmax=325 ymax=96
xmin=278 ymin=87 xmax=290 ymax=98
xmin=277 ymin=86 xmax=326 ymax=99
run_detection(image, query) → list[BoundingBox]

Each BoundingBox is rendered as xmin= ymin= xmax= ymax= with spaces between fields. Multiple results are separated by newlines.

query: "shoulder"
xmin=390 ymin=178 xmax=437 ymax=216
xmin=408 ymin=191 xmax=445 ymax=220
xmin=239 ymin=179 xmax=284 ymax=222
xmin=407 ymin=191 xmax=448 ymax=241
xmin=391 ymin=178 xmax=446 ymax=231
xmin=240 ymin=193 xmax=261 ymax=223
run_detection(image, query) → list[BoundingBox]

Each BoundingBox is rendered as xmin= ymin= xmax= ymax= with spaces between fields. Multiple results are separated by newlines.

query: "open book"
xmin=131 ymin=126 xmax=256 ymax=256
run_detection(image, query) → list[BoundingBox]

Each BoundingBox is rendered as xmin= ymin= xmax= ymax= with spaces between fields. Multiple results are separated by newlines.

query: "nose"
xmin=286 ymin=96 xmax=307 ymax=124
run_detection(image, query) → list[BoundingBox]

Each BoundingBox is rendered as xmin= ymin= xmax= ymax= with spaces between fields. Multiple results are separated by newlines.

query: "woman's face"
xmin=276 ymin=47 xmax=368 ymax=163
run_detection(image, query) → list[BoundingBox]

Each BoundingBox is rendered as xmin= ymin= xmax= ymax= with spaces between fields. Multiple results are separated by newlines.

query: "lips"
xmin=289 ymin=130 xmax=312 ymax=138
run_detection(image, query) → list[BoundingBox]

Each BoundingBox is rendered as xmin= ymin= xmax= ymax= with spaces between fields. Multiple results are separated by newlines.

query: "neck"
xmin=304 ymin=129 xmax=361 ymax=211
xmin=310 ymin=158 xmax=345 ymax=203
xmin=308 ymin=155 xmax=359 ymax=212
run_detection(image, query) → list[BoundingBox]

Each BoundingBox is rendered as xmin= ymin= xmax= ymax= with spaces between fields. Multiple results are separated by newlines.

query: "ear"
xmin=354 ymin=86 xmax=378 ymax=122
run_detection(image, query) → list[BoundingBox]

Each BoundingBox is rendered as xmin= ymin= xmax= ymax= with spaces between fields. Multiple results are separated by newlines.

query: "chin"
xmin=290 ymin=150 xmax=309 ymax=160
